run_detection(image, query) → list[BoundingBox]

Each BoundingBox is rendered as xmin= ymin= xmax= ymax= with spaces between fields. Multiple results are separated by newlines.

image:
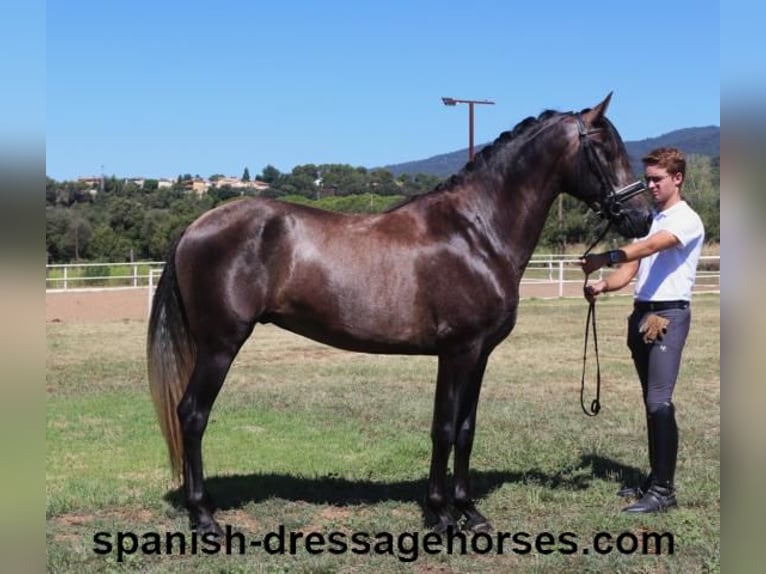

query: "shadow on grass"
xmin=163 ymin=453 xmax=644 ymax=513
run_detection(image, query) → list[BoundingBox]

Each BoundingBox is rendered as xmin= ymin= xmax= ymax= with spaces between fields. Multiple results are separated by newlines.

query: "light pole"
xmin=441 ymin=97 xmax=495 ymax=161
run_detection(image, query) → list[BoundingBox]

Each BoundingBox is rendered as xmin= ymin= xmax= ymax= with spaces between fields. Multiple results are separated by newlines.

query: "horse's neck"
xmin=474 ymin=157 xmax=565 ymax=275
xmin=499 ymin=182 xmax=559 ymax=273
xmin=409 ymin=120 xmax=570 ymax=277
xmin=473 ymin=121 xmax=571 ymax=274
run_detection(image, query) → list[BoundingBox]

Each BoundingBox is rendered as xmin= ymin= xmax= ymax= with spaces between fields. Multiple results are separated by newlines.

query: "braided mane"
xmin=434 ymin=109 xmax=562 ymax=192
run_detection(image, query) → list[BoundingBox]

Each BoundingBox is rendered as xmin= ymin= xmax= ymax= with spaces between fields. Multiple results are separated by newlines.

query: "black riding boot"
xmin=623 ymin=403 xmax=678 ymax=513
xmin=617 ymin=413 xmax=655 ymax=498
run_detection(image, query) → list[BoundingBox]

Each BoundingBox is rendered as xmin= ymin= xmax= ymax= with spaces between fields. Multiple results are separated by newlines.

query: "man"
xmin=580 ymin=147 xmax=705 ymax=513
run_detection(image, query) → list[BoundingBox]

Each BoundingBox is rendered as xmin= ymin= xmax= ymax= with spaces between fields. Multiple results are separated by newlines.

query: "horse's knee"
xmin=455 ymin=421 xmax=476 ymax=450
xmin=431 ymin=423 xmax=455 ymax=447
xmin=427 ymin=489 xmax=449 ymax=511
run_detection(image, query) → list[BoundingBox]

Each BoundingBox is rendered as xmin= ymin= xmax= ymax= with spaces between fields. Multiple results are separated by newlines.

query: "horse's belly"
xmin=267 ymin=311 xmax=437 ymax=355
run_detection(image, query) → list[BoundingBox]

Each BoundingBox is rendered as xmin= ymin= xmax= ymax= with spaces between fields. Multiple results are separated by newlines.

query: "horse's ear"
xmin=582 ymin=92 xmax=613 ymax=124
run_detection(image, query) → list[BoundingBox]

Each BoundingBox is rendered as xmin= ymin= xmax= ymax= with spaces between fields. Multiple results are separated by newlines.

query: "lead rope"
xmin=579 ymin=221 xmax=612 ymax=416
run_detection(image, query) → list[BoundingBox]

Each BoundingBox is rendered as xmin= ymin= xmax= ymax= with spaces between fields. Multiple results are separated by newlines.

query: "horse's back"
xmin=172 ymin=198 xmax=422 ymax=341
xmin=172 ymin=196 xmax=517 ymax=354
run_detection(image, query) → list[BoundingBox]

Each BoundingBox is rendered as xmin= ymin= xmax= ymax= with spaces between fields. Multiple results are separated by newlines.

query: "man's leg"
xmin=624 ymin=308 xmax=690 ymax=513
xmin=620 ymin=311 xmax=654 ymax=498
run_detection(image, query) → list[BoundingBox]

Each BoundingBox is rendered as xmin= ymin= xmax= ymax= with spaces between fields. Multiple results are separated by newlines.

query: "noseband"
xmin=576 ymin=114 xmax=647 ymax=220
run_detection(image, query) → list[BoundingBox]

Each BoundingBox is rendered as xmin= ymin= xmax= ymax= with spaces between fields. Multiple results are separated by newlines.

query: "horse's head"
xmin=567 ymin=93 xmax=652 ymax=238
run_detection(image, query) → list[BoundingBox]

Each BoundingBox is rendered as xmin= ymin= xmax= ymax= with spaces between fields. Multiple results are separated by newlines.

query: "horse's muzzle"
xmin=612 ymin=207 xmax=653 ymax=238
xmin=602 ymin=181 xmax=652 ymax=238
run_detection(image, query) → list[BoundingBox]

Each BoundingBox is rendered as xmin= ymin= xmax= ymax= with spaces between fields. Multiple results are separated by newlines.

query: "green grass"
xmin=46 ymin=294 xmax=719 ymax=573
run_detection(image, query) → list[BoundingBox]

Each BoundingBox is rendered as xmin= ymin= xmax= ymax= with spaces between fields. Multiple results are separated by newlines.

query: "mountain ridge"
xmin=383 ymin=126 xmax=720 ymax=178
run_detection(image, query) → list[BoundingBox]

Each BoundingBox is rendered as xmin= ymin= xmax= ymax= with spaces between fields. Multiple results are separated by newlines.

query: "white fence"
xmin=521 ymin=255 xmax=720 ymax=297
xmin=45 ymin=255 xmax=721 ymax=299
xmin=46 ymin=261 xmax=165 ymax=291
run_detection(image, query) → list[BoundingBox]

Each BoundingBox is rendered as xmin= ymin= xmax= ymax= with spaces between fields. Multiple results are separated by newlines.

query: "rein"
xmin=575 ymin=112 xmax=613 ymax=417
xmin=578 ymin=223 xmax=612 ymax=416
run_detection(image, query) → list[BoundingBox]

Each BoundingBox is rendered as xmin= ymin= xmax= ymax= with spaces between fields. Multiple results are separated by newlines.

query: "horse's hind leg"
xmin=178 ymin=341 xmax=246 ymax=535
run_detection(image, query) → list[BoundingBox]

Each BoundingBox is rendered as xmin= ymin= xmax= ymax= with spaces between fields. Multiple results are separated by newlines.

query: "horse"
xmin=147 ymin=93 xmax=652 ymax=535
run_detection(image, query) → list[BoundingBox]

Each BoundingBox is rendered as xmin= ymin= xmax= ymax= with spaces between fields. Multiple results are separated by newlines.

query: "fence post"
xmin=148 ymin=269 xmax=156 ymax=318
xmin=548 ymin=256 xmax=553 ymax=281
xmin=558 ymin=260 xmax=564 ymax=298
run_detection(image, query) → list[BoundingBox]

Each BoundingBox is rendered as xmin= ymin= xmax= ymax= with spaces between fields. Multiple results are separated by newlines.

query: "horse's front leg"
xmin=452 ymin=352 xmax=492 ymax=532
xmin=425 ymin=353 xmax=463 ymax=532
xmin=426 ymin=349 xmax=485 ymax=533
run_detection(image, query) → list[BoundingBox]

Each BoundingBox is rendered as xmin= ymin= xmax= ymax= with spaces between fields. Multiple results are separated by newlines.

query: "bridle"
xmin=575 ymin=113 xmax=647 ymax=222
xmin=575 ymin=113 xmax=648 ymax=417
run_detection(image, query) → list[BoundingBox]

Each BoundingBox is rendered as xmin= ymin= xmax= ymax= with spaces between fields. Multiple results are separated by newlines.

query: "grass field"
xmin=46 ymin=294 xmax=719 ymax=573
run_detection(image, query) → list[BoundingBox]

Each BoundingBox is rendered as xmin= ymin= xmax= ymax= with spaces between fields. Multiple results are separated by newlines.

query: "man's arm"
xmin=583 ymin=260 xmax=639 ymax=302
xmin=581 ymin=230 xmax=680 ymax=274
xmin=580 ymin=230 xmax=680 ymax=302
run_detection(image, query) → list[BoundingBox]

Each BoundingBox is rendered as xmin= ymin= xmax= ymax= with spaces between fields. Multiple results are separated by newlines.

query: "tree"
xmin=369 ymin=169 xmax=398 ymax=195
xmin=208 ymin=185 xmax=241 ymax=204
xmin=46 ymin=207 xmax=93 ymax=261
xmin=88 ymin=224 xmax=134 ymax=261
xmin=46 ymin=177 xmax=58 ymax=205
xmin=259 ymin=165 xmax=281 ymax=184
xmin=683 ymin=155 xmax=720 ymax=242
xmin=242 ymin=167 xmax=251 ymax=182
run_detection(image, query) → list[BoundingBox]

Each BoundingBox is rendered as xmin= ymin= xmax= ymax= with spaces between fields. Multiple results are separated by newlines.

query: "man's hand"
xmin=583 ymin=279 xmax=608 ymax=304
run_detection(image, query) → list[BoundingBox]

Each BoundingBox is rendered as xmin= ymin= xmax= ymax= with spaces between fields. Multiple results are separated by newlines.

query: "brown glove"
xmin=639 ymin=313 xmax=670 ymax=344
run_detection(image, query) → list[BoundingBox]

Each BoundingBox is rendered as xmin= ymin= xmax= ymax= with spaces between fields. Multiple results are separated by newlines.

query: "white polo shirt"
xmin=634 ymin=200 xmax=705 ymax=302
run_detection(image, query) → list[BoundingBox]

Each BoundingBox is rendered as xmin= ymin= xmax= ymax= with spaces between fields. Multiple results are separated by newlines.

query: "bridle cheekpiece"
xmin=576 ymin=114 xmax=647 ymax=221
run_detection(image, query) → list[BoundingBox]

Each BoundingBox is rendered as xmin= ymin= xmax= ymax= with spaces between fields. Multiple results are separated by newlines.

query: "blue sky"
xmin=45 ymin=1 xmax=720 ymax=181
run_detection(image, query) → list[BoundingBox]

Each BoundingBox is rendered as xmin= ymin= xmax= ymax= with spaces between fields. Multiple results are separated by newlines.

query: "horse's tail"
xmin=147 ymin=239 xmax=195 ymax=482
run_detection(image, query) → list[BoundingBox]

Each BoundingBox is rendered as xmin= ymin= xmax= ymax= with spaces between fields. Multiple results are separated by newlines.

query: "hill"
xmin=383 ymin=126 xmax=720 ymax=177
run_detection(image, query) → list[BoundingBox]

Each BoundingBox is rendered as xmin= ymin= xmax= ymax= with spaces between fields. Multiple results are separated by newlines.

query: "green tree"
xmin=88 ymin=224 xmax=134 ymax=261
xmin=369 ymin=168 xmax=398 ymax=195
xmin=259 ymin=165 xmax=281 ymax=184
xmin=396 ymin=173 xmax=441 ymax=196
xmin=683 ymin=154 xmax=719 ymax=242
xmin=46 ymin=207 xmax=93 ymax=261
xmin=242 ymin=167 xmax=251 ymax=182
xmin=208 ymin=185 xmax=241 ymax=204
xmin=46 ymin=177 xmax=58 ymax=205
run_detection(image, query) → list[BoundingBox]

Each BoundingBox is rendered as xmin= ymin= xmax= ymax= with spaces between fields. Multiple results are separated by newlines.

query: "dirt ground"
xmin=46 ymin=283 xmax=637 ymax=324
xmin=46 ymin=288 xmax=152 ymax=323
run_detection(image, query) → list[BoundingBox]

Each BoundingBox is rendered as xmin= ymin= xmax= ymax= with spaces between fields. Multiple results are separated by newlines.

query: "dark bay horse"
xmin=148 ymin=94 xmax=651 ymax=535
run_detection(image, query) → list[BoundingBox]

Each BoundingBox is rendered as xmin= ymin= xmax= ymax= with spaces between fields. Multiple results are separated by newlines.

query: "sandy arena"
xmin=46 ymin=283 xmax=639 ymax=324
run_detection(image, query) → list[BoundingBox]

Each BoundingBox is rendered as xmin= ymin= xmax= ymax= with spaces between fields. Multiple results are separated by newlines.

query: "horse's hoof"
xmin=425 ymin=508 xmax=459 ymax=534
xmin=432 ymin=517 xmax=458 ymax=535
xmin=463 ymin=516 xmax=493 ymax=533
xmin=194 ymin=519 xmax=224 ymax=538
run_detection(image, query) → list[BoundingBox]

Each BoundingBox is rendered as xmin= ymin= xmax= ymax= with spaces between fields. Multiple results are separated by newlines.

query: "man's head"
xmin=642 ymin=147 xmax=685 ymax=209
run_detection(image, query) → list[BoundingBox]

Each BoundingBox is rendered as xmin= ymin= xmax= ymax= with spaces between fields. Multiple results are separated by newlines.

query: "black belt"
xmin=634 ymin=300 xmax=689 ymax=312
